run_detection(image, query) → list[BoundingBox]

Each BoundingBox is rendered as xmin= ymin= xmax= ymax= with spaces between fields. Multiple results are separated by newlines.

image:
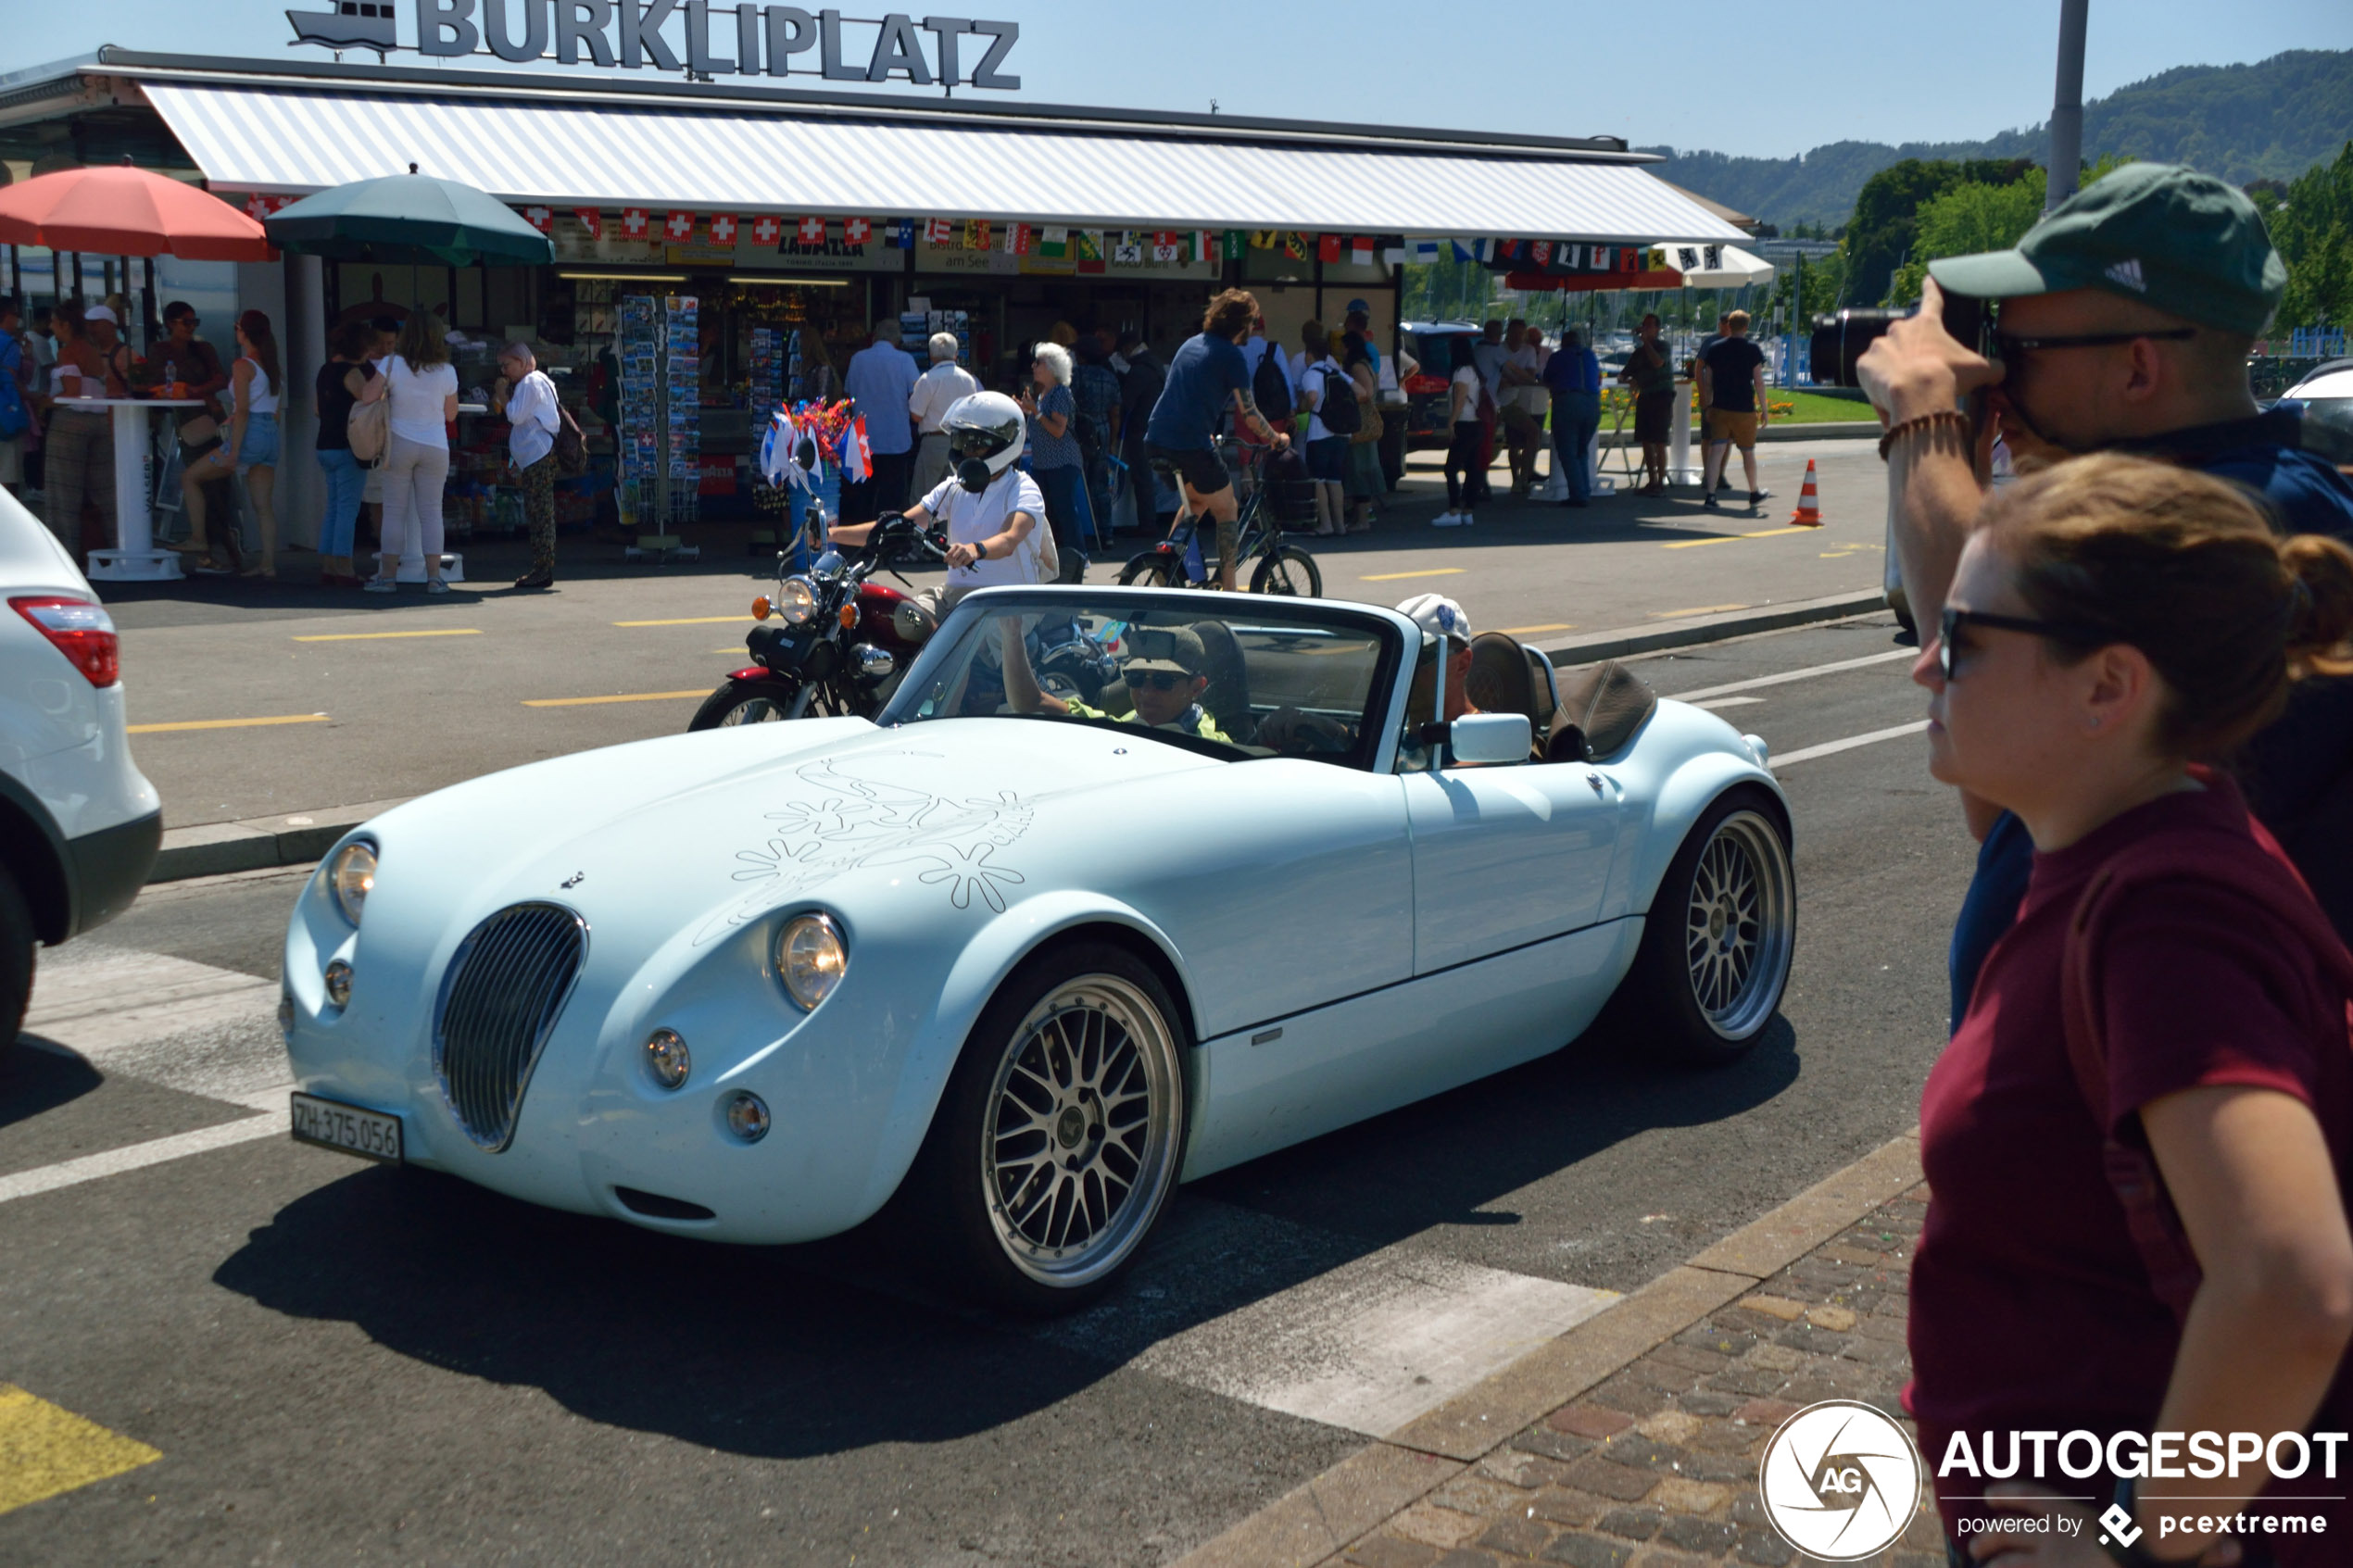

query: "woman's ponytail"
xmin=2281 ymin=532 xmax=2353 ymax=680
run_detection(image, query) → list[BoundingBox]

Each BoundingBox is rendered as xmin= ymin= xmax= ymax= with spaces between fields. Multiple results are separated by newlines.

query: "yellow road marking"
xmin=127 ymin=713 xmax=330 ymax=734
xmin=291 ymin=628 xmax=482 ymax=642
xmin=522 ymin=690 xmax=709 ymax=708
xmin=613 ymin=615 xmax=755 ymax=627
xmin=1496 ymin=623 xmax=1575 ymax=636
xmin=1649 ymin=604 xmax=1749 ymax=620
xmin=1662 ymin=526 xmax=1818 ymax=550
xmin=1359 ymin=568 xmax=1466 ymax=582
xmin=0 ymin=1384 xmax=161 ymax=1517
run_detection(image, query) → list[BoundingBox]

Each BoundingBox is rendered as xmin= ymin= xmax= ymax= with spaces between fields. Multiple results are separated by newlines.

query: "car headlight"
xmin=329 ymin=842 xmax=376 ymax=925
xmin=776 ymin=577 xmax=819 ymax=625
xmin=775 ymin=912 xmax=845 ymax=1010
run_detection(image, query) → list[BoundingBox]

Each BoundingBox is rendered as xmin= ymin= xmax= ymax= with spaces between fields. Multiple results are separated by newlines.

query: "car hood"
xmin=359 ymin=715 xmax=1222 ymax=949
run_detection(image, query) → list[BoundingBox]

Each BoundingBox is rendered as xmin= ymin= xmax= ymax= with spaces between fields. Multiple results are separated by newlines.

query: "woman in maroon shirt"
xmin=1909 ymin=454 xmax=2353 ymax=1567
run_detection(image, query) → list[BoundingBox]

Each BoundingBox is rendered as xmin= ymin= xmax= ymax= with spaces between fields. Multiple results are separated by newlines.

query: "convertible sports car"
xmin=281 ymin=587 xmax=1793 ymax=1311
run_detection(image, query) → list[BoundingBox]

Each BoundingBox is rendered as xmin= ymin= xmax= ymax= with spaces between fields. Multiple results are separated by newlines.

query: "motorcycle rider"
xmin=830 ymin=390 xmax=1050 ymax=618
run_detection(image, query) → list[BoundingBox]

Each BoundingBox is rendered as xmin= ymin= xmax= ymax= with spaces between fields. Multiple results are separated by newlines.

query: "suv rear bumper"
xmin=68 ymin=808 xmax=161 ymax=937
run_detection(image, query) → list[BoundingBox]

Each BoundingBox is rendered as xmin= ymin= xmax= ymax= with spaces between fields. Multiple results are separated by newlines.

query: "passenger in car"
xmin=999 ymin=619 xmax=1232 ymax=743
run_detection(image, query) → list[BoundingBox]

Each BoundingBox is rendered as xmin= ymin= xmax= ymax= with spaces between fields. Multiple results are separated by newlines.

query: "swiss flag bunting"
xmin=664 ymin=211 xmax=695 ymax=241
xmin=522 ymin=206 xmax=554 ymax=233
xmin=843 ymin=216 xmax=872 ymax=245
xmin=798 ymin=216 xmax=826 ymax=244
xmin=573 ymin=207 xmax=602 ymax=238
xmin=1316 ymin=232 xmax=1341 ymax=264
xmin=750 ymin=214 xmax=782 ymax=246
xmin=709 ymin=214 xmax=738 ymax=246
xmin=621 ymin=207 xmax=648 ymax=238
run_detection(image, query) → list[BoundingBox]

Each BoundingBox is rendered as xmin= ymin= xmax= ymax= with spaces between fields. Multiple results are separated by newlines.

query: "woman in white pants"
xmin=354 ymin=310 xmax=459 ymax=594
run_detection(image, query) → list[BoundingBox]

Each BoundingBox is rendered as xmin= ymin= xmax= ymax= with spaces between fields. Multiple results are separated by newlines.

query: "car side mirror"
xmin=1449 ymin=712 xmax=1532 ymax=766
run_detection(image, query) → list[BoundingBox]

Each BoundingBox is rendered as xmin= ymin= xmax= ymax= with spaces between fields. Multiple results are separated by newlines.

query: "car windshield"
xmin=879 ymin=592 xmax=1402 ymax=769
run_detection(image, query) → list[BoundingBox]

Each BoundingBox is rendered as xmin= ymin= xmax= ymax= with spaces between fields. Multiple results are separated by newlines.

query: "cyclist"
xmin=831 ymin=391 xmax=1047 ymax=617
xmin=1142 ymin=289 xmax=1290 ymax=591
xmin=999 ymin=621 xmax=1231 ymax=743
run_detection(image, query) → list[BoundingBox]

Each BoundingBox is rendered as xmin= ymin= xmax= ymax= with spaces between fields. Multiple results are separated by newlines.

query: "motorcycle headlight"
xmin=777 ymin=577 xmax=819 ymax=625
xmin=775 ymin=912 xmax=846 ymax=1010
xmin=329 ymin=841 xmax=376 ymax=926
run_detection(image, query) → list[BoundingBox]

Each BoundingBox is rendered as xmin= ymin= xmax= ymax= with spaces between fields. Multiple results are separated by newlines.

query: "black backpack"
xmin=1252 ymin=345 xmax=1292 ymax=421
xmin=1312 ymin=359 xmax=1360 ymax=436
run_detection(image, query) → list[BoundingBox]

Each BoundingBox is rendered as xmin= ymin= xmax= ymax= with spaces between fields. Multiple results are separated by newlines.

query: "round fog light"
xmin=722 ymin=1090 xmax=771 ymax=1143
xmin=323 ymin=960 xmax=353 ymax=1008
xmin=644 ymin=1028 xmax=690 ymax=1090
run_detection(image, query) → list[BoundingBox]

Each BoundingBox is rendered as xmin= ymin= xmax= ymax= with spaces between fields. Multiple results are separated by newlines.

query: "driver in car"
xmin=1000 ymin=621 xmax=1232 ymax=743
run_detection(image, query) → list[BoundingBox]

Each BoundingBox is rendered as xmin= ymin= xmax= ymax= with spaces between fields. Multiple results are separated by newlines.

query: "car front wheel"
xmin=905 ymin=942 xmax=1188 ymax=1312
xmin=1618 ymin=788 xmax=1795 ymax=1065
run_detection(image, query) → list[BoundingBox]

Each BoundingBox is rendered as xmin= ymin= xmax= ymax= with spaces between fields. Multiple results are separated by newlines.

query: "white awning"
xmin=1660 ymin=243 xmax=1775 ymax=289
xmin=140 ymin=82 xmax=1747 ymax=245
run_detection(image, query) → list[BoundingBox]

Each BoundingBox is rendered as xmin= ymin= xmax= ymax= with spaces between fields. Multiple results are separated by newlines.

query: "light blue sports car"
xmin=281 ymin=587 xmax=1793 ymax=1311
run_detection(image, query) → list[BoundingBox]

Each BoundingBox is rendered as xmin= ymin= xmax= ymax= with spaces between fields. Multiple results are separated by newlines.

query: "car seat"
xmin=1464 ymin=633 xmax=1554 ymax=759
xmin=1546 ymin=659 xmax=1657 ymax=762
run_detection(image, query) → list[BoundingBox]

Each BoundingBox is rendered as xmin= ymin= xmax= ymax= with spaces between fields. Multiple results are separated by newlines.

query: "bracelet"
xmin=1878 ymin=408 xmax=1972 ymax=460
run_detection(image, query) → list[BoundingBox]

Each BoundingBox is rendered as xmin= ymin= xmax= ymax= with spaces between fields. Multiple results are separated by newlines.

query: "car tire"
xmin=1616 ymin=787 xmax=1795 ymax=1066
xmin=688 ymin=678 xmax=805 ymax=731
xmin=901 ymin=941 xmax=1189 ymax=1314
xmin=0 ymin=862 xmax=33 ymax=1061
xmin=1249 ymin=545 xmax=1323 ymax=598
xmin=1117 ymin=553 xmax=1178 ymax=589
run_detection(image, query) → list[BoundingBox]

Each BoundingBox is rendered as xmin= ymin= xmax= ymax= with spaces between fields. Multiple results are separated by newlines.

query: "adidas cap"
xmin=1927 ymin=162 xmax=2285 ymax=336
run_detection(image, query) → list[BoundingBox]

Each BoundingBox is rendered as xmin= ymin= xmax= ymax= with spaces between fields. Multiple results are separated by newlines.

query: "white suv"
xmin=1 ymin=489 xmax=161 ymax=1054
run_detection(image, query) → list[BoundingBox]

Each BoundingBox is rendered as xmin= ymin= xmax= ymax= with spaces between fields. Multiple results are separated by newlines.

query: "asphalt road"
xmin=99 ymin=438 xmax=1887 ymax=828
xmin=0 ymin=611 xmax=1969 ymax=1566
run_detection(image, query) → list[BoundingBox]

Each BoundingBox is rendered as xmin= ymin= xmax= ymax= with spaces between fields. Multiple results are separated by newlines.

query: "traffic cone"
xmin=1790 ymin=459 xmax=1824 ymax=526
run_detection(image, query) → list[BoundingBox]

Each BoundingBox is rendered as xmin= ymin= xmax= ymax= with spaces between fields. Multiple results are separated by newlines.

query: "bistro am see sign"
xmin=288 ymin=3 xmax=1023 ymax=88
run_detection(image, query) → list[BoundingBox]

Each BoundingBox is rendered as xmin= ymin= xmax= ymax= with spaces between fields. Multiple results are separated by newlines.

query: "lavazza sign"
xmin=288 ymin=2 xmax=1024 ymax=88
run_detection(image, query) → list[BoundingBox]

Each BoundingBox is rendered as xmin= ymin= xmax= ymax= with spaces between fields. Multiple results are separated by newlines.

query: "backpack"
xmin=348 ymin=389 xmax=388 ymax=462
xmin=1312 ymin=359 xmax=1360 ymax=436
xmin=2059 ymin=786 xmax=2353 ymax=1323
xmin=1252 ymin=345 xmax=1292 ymax=421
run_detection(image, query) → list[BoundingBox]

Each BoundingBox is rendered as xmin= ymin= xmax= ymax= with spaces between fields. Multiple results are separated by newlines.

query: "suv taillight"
xmin=10 ymin=596 xmax=120 ymax=687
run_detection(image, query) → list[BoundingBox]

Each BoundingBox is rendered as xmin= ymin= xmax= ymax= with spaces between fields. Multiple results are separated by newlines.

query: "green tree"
xmin=1888 ymin=168 xmax=2049 ymax=304
xmin=1843 ymin=157 xmax=2036 ymax=306
xmin=2259 ymin=141 xmax=2353 ymax=330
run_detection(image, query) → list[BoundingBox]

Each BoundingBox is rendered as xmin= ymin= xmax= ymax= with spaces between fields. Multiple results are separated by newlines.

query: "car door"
xmin=1402 ymin=756 xmax=1622 ymax=973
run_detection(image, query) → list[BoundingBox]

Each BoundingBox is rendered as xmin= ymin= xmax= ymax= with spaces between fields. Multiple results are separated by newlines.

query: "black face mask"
xmin=956 ymin=458 xmax=996 ymax=493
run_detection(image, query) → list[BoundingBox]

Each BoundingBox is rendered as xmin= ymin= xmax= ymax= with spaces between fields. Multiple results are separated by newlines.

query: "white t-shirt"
xmin=922 ymin=469 xmax=1049 ymax=590
xmin=1505 ymin=344 xmax=1546 ymax=414
xmin=1449 ymin=366 xmax=1481 ymax=423
xmin=384 ymin=356 xmax=459 ymax=446
xmin=504 ymin=369 xmax=560 ymax=466
xmin=908 ymin=361 xmax=980 ymax=433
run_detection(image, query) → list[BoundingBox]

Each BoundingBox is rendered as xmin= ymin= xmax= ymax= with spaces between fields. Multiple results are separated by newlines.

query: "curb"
xmin=148 ymin=799 xmax=409 ymax=884
xmin=1170 ymin=1130 xmax=1924 ymax=1568
xmin=1533 ymin=588 xmax=1890 ymax=669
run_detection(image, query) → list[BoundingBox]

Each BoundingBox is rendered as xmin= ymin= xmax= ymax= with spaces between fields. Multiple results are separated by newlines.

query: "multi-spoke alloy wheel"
xmin=982 ymin=974 xmax=1181 ymax=1287
xmin=901 ymin=943 xmax=1189 ymax=1312
xmin=1614 ymin=790 xmax=1795 ymax=1064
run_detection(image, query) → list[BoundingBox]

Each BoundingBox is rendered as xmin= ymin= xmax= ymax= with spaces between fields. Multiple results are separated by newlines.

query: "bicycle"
xmin=1117 ymin=437 xmax=1322 ymax=597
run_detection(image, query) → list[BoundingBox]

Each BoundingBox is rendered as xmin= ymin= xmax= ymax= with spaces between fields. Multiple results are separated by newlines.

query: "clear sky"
xmin=5 ymin=1 xmax=2347 ymax=161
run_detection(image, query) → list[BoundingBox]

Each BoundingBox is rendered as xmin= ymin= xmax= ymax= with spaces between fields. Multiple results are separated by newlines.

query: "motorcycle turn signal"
xmin=752 ymin=596 xmax=772 ymax=621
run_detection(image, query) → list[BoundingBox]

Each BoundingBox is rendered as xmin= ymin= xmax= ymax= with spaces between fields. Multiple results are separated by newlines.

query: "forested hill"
xmin=1643 ymin=48 xmax=2352 ymax=229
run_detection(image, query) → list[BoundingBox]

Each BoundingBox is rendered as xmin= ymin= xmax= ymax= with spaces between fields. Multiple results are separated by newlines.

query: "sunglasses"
xmin=1936 ymin=607 xmax=2114 ymax=680
xmin=1128 ymin=670 xmax=1191 ymax=692
xmin=1994 ymin=327 xmax=2196 ymax=361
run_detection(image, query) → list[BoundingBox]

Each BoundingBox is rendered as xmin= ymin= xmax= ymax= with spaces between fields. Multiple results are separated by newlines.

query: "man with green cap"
xmin=1857 ymin=161 xmax=2353 ymax=1023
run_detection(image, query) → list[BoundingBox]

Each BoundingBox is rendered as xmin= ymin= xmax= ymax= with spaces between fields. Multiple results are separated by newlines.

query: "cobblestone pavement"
xmin=1325 ymin=1188 xmax=1939 ymax=1568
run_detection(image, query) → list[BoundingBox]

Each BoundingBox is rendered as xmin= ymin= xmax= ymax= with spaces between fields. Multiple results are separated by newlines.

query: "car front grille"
xmin=433 ymin=902 xmax=586 ymax=1150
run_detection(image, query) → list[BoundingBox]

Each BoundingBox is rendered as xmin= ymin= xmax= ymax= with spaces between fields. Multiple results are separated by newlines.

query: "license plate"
xmin=289 ymin=1092 xmax=404 ymax=1163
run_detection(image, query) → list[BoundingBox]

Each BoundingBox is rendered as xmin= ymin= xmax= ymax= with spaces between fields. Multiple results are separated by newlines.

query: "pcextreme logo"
xmin=1758 ymin=1399 xmax=1925 ymax=1561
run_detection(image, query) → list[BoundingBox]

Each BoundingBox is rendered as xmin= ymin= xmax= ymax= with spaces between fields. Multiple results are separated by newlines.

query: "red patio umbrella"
xmin=0 ymin=163 xmax=273 ymax=260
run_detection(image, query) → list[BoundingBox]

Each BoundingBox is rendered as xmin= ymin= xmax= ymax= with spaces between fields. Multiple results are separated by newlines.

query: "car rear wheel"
xmin=0 ymin=863 xmax=33 ymax=1062
xmin=905 ymin=942 xmax=1188 ymax=1313
xmin=1617 ymin=788 xmax=1794 ymax=1065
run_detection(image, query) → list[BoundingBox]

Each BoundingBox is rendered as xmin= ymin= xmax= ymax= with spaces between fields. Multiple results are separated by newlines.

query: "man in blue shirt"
xmin=1859 ymin=161 xmax=2353 ymax=1028
xmin=1144 ymin=289 xmax=1289 ymax=591
xmin=1542 ymin=327 xmax=1603 ymax=508
xmin=843 ymin=319 xmax=921 ymax=520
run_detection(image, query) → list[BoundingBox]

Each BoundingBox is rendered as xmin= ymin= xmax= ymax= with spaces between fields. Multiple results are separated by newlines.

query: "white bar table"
xmin=57 ymin=397 xmax=204 ymax=582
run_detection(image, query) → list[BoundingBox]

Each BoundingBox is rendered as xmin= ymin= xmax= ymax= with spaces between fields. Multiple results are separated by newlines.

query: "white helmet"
xmin=940 ymin=391 xmax=1026 ymax=492
xmin=1396 ymin=593 xmax=1472 ymax=646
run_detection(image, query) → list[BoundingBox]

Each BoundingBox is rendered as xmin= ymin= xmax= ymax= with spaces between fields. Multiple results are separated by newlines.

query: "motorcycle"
xmin=688 ymin=516 xmax=1119 ymax=731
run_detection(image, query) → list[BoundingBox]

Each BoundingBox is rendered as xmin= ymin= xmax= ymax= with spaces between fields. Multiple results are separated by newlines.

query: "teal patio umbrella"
xmin=264 ymin=165 xmax=553 ymax=266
